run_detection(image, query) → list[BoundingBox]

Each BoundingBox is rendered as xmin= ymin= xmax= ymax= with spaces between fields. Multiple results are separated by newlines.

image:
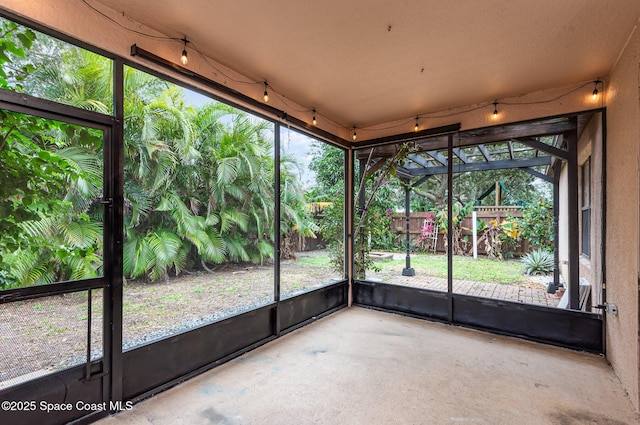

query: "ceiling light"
xmin=312 ymin=109 xmax=317 ymax=126
xmin=180 ymin=37 xmax=188 ymax=66
xmin=592 ymin=79 xmax=601 ymax=100
xmin=352 ymin=127 xmax=357 ymax=141
xmin=414 ymin=116 xmax=419 ymax=132
xmin=263 ymin=82 xmax=269 ymax=103
xmin=492 ymin=101 xmax=499 ymax=118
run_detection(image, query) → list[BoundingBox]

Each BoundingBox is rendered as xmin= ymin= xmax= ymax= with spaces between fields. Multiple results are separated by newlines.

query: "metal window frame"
xmin=0 ymin=8 xmax=610 ymax=425
xmin=0 ymin=88 xmax=117 ymax=425
xmin=0 ymin=10 xmax=351 ymax=425
xmin=581 ymin=157 xmax=592 ymax=258
xmin=352 ymin=110 xmax=605 ymax=353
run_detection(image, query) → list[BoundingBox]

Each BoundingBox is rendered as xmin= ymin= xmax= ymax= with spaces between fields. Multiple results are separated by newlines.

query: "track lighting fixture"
xmin=263 ymin=82 xmax=269 ymax=103
xmin=312 ymin=109 xmax=317 ymax=126
xmin=592 ymin=79 xmax=601 ymax=100
xmin=180 ymin=37 xmax=189 ymax=66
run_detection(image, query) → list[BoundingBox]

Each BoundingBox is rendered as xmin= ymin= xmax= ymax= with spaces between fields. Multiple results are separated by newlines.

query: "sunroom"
xmin=1 ymin=1 xmax=639 ymax=424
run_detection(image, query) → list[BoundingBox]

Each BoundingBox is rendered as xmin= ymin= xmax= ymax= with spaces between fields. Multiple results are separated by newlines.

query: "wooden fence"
xmin=390 ymin=208 xmax=529 ymax=256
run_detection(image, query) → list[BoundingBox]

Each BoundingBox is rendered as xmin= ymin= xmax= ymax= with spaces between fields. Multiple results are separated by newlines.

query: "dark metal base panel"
xmin=122 ymin=303 xmax=276 ymax=400
xmin=0 ymin=282 xmax=347 ymax=425
xmin=0 ymin=362 xmax=105 ymax=425
xmin=280 ymin=282 xmax=347 ymax=332
xmin=353 ymin=281 xmax=603 ymax=353
xmin=123 ymin=281 xmax=348 ymax=401
xmin=353 ymin=280 xmax=449 ymax=320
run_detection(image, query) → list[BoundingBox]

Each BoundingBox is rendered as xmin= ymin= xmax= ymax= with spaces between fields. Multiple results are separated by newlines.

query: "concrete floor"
xmin=98 ymin=307 xmax=638 ymax=425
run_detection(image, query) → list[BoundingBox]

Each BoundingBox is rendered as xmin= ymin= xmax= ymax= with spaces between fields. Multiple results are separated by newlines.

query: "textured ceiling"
xmin=95 ymin=0 xmax=640 ymax=129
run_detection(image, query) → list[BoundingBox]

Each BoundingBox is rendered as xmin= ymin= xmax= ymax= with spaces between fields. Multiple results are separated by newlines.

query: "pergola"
xmin=355 ymin=114 xmax=587 ymax=304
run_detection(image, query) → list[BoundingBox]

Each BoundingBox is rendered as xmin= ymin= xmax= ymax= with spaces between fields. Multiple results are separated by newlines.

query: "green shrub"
xmin=522 ymin=249 xmax=554 ymax=275
xmin=517 ymin=198 xmax=553 ymax=251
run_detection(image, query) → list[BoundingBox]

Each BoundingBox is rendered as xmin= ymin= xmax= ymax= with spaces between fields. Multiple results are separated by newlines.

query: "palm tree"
xmin=280 ymin=151 xmax=319 ymax=258
xmin=2 ymin=31 xmax=319 ymax=285
xmin=192 ymin=103 xmax=276 ymax=265
xmin=19 ymin=37 xmax=113 ymax=114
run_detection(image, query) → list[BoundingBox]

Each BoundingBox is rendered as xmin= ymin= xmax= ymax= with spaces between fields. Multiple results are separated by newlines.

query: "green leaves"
xmin=0 ymin=23 xmax=314 ymax=285
xmin=16 ymin=31 xmax=35 ymax=50
xmin=1 ymin=108 xmax=105 ymax=287
xmin=517 ymin=198 xmax=554 ymax=251
xmin=216 ymin=156 xmax=240 ymax=185
xmin=522 ymin=249 xmax=554 ymax=275
xmin=0 ymin=19 xmax=35 ymax=89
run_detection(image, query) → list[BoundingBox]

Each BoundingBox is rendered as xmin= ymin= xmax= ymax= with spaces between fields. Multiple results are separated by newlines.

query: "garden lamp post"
xmin=402 ymin=181 xmax=415 ymax=276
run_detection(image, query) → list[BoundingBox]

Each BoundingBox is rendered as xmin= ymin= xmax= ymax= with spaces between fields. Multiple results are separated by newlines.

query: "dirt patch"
xmin=0 ymin=252 xmax=341 ymax=386
xmin=0 ymin=251 xmax=560 ymax=387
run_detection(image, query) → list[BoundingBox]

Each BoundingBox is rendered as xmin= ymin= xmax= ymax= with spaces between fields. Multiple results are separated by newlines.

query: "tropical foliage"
xmin=515 ymin=198 xmax=554 ymax=251
xmin=0 ymin=18 xmax=36 ymax=91
xmin=0 ymin=20 xmax=105 ymax=288
xmin=0 ymin=111 xmax=104 ymax=287
xmin=522 ymin=249 xmax=554 ymax=275
xmin=321 ymin=144 xmax=410 ymax=278
xmin=0 ymin=18 xmax=316 ymax=288
xmin=434 ymin=201 xmax=474 ymax=256
xmin=307 ymin=143 xmax=346 ymax=273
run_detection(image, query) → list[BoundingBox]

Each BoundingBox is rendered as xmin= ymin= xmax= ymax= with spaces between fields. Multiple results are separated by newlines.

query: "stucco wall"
xmin=606 ymin=20 xmax=640 ymax=410
xmin=559 ymin=162 xmax=569 ymax=283
xmin=577 ymin=114 xmax=604 ymax=309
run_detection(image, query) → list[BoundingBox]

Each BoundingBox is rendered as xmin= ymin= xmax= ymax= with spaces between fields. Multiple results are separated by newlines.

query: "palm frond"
xmin=62 ymin=219 xmax=102 ymax=248
xmin=217 ymin=156 xmax=240 ymax=185
xmin=7 ymin=249 xmax=56 ymax=286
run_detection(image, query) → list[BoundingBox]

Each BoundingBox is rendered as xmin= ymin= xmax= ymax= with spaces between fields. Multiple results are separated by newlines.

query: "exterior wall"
xmin=606 ymin=20 xmax=640 ymax=410
xmin=558 ymin=162 xmax=569 ymax=282
xmin=577 ymin=114 xmax=604 ymax=310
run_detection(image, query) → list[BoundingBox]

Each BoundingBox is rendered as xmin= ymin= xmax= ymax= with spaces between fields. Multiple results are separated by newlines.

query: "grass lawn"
xmin=295 ymin=254 xmax=335 ymax=268
xmin=377 ymin=254 xmax=526 ymax=285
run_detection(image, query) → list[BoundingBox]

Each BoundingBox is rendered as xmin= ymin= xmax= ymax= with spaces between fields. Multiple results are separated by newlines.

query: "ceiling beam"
xmin=355 ymin=113 xmax=586 ymax=160
xmin=394 ymin=166 xmax=414 ymax=180
xmin=408 ymin=156 xmax=554 ymax=176
xmin=521 ymin=167 xmax=554 ymax=183
xmin=452 ymin=148 xmax=469 ymax=163
xmin=365 ymin=158 xmax=387 ymax=176
xmin=478 ymin=144 xmax=493 ymax=161
xmin=427 ymin=150 xmax=448 ymax=166
xmin=411 ymin=175 xmax=433 ymax=187
xmin=513 ymin=137 xmax=568 ymax=160
xmin=458 ymin=117 xmax=577 ymax=146
xmin=130 ymin=45 xmax=350 ymax=148
xmin=353 ymin=123 xmax=461 ymax=150
xmin=406 ymin=153 xmax=433 ymax=168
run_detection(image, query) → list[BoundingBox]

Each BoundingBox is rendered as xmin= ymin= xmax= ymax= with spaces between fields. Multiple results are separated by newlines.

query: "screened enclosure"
xmin=0 ymin=10 xmax=606 ymax=425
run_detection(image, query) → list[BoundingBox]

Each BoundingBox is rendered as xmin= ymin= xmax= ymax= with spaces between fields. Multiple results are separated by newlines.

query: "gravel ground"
xmin=0 ymin=252 xmax=341 ymax=387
